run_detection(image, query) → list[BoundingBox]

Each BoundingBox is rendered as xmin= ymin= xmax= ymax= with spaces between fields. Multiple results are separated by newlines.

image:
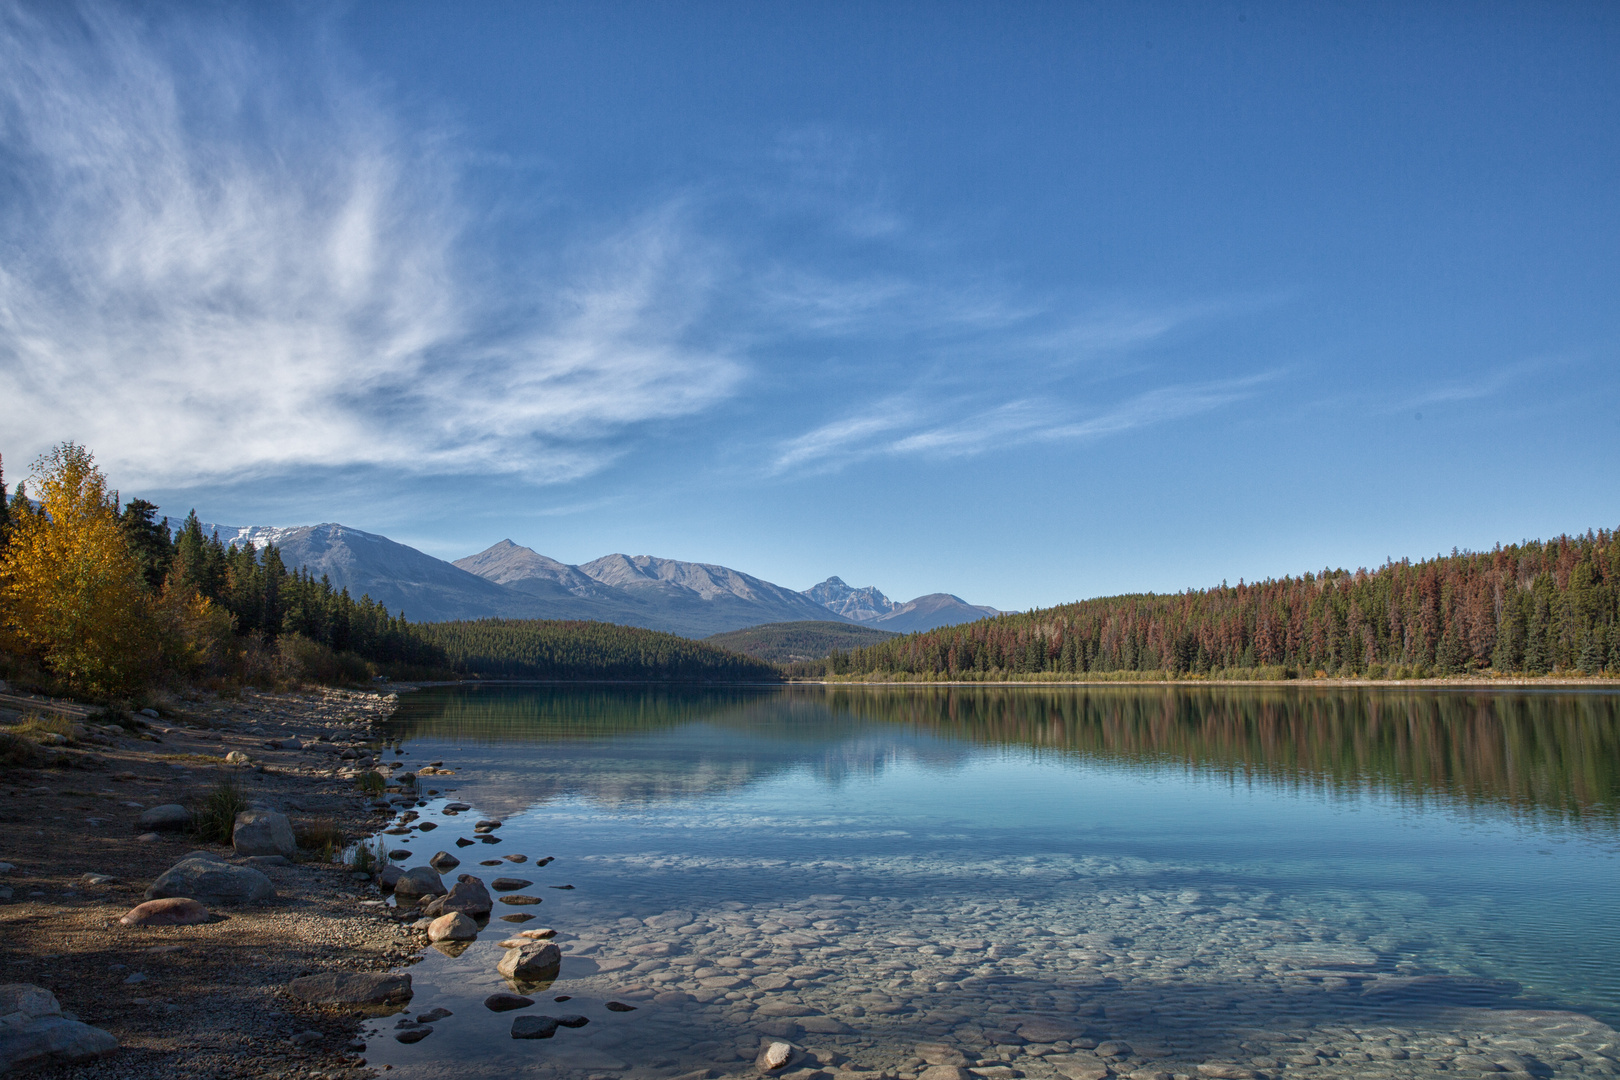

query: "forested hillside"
xmin=423 ymin=619 xmax=780 ymax=681
xmin=705 ymin=620 xmax=899 ymax=663
xmin=805 ymin=531 xmax=1620 ymax=681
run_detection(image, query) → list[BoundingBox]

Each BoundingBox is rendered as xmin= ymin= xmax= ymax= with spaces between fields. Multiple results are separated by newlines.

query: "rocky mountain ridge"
xmin=170 ymin=521 xmax=1002 ymax=637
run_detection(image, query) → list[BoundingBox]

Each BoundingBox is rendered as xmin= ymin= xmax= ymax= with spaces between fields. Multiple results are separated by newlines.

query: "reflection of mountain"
xmin=387 ymin=687 xmax=974 ymax=816
xmin=387 ymin=685 xmax=1620 ymax=827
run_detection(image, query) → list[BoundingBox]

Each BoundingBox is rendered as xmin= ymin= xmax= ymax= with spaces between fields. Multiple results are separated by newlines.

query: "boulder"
xmin=427 ymin=912 xmax=478 ymax=942
xmin=232 ymin=810 xmax=296 ymax=858
xmin=146 ymin=856 xmax=274 ymax=906
xmin=137 ymin=804 xmax=190 ymax=832
xmin=423 ymin=876 xmax=491 ymax=918
xmin=286 ymin=972 xmax=413 ymax=1006
xmin=0 ymin=983 xmax=118 ymax=1070
xmin=428 ymin=851 xmax=460 ymax=871
xmin=391 ymin=866 xmax=446 ymax=903
xmin=497 ymin=942 xmax=561 ymax=982
xmin=120 ymin=897 xmax=211 ymax=927
xmin=224 ymin=750 xmax=251 ymax=765
xmin=376 ymin=864 xmax=404 ymax=891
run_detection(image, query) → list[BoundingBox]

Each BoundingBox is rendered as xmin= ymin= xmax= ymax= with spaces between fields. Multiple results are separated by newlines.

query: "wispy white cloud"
xmin=1388 ymin=357 xmax=1553 ymax=414
xmin=0 ymin=3 xmax=739 ymax=488
xmin=771 ymin=375 xmax=1274 ymax=474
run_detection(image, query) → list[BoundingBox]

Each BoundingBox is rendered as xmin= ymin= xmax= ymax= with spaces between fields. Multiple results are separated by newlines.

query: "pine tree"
xmin=118 ymin=498 xmax=174 ymax=592
xmin=1578 ymin=629 xmax=1605 ymax=675
xmin=0 ymin=452 xmax=10 ymax=551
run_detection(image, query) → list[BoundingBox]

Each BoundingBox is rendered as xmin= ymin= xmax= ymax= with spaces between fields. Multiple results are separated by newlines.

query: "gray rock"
xmin=232 ymin=810 xmax=296 ymax=857
xmin=391 ymin=866 xmax=446 ymax=902
xmin=424 ymin=876 xmax=491 ymax=918
xmin=241 ymin=855 xmax=291 ymax=868
xmin=758 ymin=1041 xmax=798 ymax=1072
xmin=491 ymin=877 xmax=532 ymax=891
xmin=286 ymin=972 xmax=413 ymax=1006
xmin=497 ymin=942 xmax=562 ymax=982
xmin=427 ymin=912 xmax=478 ymax=942
xmin=137 ymin=804 xmax=190 ymax=832
xmin=146 ymin=856 xmax=274 ymax=906
xmin=376 ymin=864 xmax=404 ymax=891
xmin=0 ymin=983 xmax=118 ymax=1070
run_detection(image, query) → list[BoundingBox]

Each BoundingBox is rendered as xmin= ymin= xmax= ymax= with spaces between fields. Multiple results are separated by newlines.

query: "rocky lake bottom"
xmin=355 ymin=685 xmax=1620 ymax=1080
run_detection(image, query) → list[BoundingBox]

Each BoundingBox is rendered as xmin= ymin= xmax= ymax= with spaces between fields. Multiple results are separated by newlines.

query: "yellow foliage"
xmin=0 ymin=443 xmax=157 ymax=696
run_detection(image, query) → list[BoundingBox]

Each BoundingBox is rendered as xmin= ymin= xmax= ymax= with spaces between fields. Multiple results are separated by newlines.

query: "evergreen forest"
xmin=422 ymin=619 xmax=779 ymax=682
xmin=802 ymin=532 xmax=1620 ymax=681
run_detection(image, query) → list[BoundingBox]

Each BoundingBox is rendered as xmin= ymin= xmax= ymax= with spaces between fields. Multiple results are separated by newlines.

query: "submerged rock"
xmin=511 ymin=1015 xmax=557 ymax=1039
xmin=484 ymin=992 xmax=534 ymax=1013
xmin=497 ymin=941 xmax=561 ymax=982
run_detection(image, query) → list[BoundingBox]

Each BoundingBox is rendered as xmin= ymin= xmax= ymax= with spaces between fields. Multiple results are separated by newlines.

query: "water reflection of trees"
xmin=389 ymin=685 xmax=1620 ymax=825
xmin=823 ymin=686 xmax=1620 ymax=826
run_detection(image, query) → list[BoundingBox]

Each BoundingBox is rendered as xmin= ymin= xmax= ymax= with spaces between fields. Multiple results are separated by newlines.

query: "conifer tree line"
xmin=0 ymin=444 xmax=445 ymax=696
xmin=813 ymin=532 xmax=1620 ymax=680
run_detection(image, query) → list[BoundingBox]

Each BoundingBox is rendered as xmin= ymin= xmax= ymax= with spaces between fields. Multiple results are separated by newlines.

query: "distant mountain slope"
xmin=873 ymin=593 xmax=1003 ymax=633
xmin=705 ymin=620 xmax=900 ymax=663
xmin=802 ymin=576 xmax=1001 ymax=632
xmin=227 ymin=523 xmax=521 ymax=623
xmin=454 ymin=543 xmax=852 ymax=637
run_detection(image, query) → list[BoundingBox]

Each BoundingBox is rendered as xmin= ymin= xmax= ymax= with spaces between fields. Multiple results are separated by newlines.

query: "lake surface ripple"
xmin=363 ymin=685 xmax=1620 ymax=1080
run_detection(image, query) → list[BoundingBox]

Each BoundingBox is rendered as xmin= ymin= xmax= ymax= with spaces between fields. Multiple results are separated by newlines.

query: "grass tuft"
xmin=295 ymin=818 xmax=347 ymax=862
xmin=191 ymin=777 xmax=249 ymax=844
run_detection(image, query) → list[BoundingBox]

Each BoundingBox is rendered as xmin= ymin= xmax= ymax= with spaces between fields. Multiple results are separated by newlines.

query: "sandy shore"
xmin=0 ymin=683 xmax=429 ymax=1080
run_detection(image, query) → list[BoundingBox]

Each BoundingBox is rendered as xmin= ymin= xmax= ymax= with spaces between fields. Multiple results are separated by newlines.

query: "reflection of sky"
xmin=389 ymin=685 xmax=1620 ymax=832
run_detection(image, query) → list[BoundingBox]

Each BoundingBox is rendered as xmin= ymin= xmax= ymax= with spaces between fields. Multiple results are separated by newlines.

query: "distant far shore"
xmin=381 ymin=675 xmax=1620 ymax=690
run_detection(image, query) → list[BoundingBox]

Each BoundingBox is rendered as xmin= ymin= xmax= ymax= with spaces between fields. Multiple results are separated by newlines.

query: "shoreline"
xmin=0 ymin=682 xmax=431 ymax=1079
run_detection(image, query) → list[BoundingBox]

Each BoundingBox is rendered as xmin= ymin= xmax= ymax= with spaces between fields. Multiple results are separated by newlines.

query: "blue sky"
xmin=1 ymin=1 xmax=1616 ymax=611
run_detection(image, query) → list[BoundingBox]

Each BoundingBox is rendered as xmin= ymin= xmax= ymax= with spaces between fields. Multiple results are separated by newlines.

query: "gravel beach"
xmin=0 ymin=684 xmax=424 ymax=1079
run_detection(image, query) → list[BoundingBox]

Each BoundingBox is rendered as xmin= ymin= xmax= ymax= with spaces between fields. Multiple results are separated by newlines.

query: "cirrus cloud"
xmin=0 ymin=2 xmax=741 ymax=488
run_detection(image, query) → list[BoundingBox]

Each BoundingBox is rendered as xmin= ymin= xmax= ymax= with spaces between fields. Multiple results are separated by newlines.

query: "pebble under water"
xmin=359 ymin=684 xmax=1620 ymax=1080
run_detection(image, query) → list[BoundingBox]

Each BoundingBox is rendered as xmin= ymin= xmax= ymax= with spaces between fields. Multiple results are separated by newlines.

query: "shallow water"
xmin=362 ymin=685 xmax=1620 ymax=1080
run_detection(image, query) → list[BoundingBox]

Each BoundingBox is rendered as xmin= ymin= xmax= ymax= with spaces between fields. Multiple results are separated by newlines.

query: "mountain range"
xmin=195 ymin=522 xmax=1001 ymax=638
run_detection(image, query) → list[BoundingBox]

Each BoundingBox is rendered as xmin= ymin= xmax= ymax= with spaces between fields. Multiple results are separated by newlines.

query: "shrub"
xmin=191 ymin=776 xmax=249 ymax=844
xmin=0 ymin=732 xmax=44 ymax=766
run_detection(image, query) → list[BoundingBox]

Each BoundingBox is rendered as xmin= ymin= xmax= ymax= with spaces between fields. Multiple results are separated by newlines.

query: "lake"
xmin=360 ymin=684 xmax=1620 ymax=1080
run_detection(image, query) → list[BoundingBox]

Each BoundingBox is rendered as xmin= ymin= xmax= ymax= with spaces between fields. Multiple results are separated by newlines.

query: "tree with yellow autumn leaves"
xmin=0 ymin=443 xmax=158 ymax=696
